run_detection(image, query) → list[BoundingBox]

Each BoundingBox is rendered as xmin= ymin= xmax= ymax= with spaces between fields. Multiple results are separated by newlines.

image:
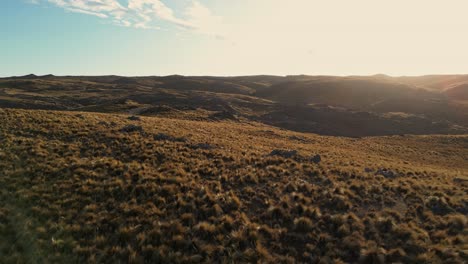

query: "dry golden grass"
xmin=0 ymin=108 xmax=466 ymax=263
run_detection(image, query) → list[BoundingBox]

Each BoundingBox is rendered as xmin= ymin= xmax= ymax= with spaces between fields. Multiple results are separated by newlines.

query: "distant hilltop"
xmin=0 ymin=74 xmax=467 ymax=137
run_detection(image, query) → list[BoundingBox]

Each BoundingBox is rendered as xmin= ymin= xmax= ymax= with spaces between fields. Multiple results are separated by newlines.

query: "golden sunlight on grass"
xmin=0 ymin=108 xmax=466 ymax=263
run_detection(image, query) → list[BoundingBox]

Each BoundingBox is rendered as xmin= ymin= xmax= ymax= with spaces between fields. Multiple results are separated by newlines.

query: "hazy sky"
xmin=1 ymin=0 xmax=467 ymax=76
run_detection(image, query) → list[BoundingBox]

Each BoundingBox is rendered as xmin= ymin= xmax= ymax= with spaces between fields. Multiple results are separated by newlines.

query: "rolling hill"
xmin=0 ymin=74 xmax=467 ymax=137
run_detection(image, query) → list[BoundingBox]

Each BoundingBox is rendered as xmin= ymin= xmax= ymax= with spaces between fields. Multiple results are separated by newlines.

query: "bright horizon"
xmin=1 ymin=0 xmax=468 ymax=77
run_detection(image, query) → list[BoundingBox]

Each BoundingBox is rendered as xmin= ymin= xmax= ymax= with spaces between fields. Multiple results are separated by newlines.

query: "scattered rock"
xmin=310 ymin=154 xmax=321 ymax=164
xmin=269 ymin=149 xmax=298 ymax=159
xmin=268 ymin=150 xmax=322 ymax=163
xmin=127 ymin=115 xmax=141 ymax=121
xmin=98 ymin=121 xmax=116 ymax=127
xmin=191 ymin=143 xmax=215 ymax=150
xmin=376 ymin=168 xmax=397 ymax=178
xmin=209 ymin=111 xmax=238 ymax=121
xmin=154 ymin=133 xmax=187 ymax=142
xmin=453 ymin=177 xmax=468 ymax=184
xmin=364 ymin=168 xmax=373 ymax=173
xmin=140 ymin=105 xmax=174 ymax=115
xmin=260 ymin=130 xmax=276 ymax=136
xmin=288 ymin=135 xmax=309 ymax=143
xmin=119 ymin=124 xmax=144 ymax=133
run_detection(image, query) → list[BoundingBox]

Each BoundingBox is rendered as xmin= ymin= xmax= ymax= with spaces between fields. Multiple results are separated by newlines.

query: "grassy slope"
xmin=0 ymin=108 xmax=467 ymax=263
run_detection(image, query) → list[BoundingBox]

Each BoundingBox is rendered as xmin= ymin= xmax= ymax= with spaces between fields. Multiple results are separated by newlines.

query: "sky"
xmin=1 ymin=0 xmax=468 ymax=77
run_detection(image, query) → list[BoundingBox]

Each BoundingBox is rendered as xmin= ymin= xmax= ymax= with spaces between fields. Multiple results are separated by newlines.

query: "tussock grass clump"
xmin=293 ymin=217 xmax=314 ymax=232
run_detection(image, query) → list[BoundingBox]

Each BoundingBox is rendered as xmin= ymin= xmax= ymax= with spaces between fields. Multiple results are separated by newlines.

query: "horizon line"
xmin=2 ymin=73 xmax=468 ymax=79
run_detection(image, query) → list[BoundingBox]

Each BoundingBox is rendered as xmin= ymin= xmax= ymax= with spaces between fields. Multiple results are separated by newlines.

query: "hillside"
xmin=446 ymin=84 xmax=468 ymax=101
xmin=394 ymin=75 xmax=468 ymax=92
xmin=255 ymin=76 xmax=467 ymax=125
xmin=0 ymin=108 xmax=467 ymax=263
xmin=0 ymin=74 xmax=467 ymax=137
